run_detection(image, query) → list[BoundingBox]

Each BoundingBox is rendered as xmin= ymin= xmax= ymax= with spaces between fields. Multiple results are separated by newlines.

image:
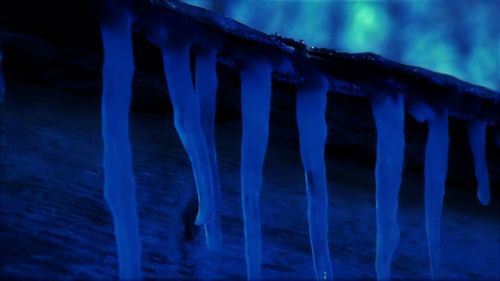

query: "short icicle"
xmin=195 ymin=47 xmax=222 ymax=251
xmin=0 ymin=43 xmax=5 ymax=102
xmin=240 ymin=58 xmax=272 ymax=280
xmin=100 ymin=10 xmax=142 ymax=280
xmin=371 ymin=93 xmax=405 ymax=281
xmin=161 ymin=40 xmax=215 ymax=225
xmin=467 ymin=120 xmax=490 ymax=205
xmin=296 ymin=76 xmax=333 ymax=281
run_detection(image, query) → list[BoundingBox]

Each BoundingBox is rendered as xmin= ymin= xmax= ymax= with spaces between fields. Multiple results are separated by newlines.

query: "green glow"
xmin=182 ymin=0 xmax=499 ymax=91
xmin=342 ymin=3 xmax=389 ymax=53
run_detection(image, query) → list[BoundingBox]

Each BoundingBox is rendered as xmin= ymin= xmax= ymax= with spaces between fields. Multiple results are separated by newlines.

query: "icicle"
xmin=195 ymin=47 xmax=222 ymax=251
xmin=371 ymin=93 xmax=405 ymax=281
xmin=496 ymin=127 xmax=500 ymax=147
xmin=409 ymin=101 xmax=449 ymax=279
xmin=424 ymin=110 xmax=448 ymax=279
xmin=240 ymin=58 xmax=272 ymax=280
xmin=296 ymin=76 xmax=333 ymax=281
xmin=467 ymin=120 xmax=490 ymax=205
xmin=100 ymin=11 xmax=142 ymax=280
xmin=0 ymin=43 xmax=5 ymax=102
xmin=160 ymin=41 xmax=215 ymax=225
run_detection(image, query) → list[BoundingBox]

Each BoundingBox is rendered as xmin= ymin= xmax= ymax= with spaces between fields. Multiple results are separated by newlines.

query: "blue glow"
xmin=424 ymin=109 xmax=449 ymax=279
xmin=161 ymin=41 xmax=216 ymax=225
xmin=371 ymin=94 xmax=405 ymax=280
xmin=195 ymin=48 xmax=223 ymax=251
xmin=296 ymin=77 xmax=333 ymax=280
xmin=100 ymin=12 xmax=142 ymax=280
xmin=183 ymin=0 xmax=500 ymax=90
xmin=0 ymin=44 xmax=5 ymax=102
xmin=408 ymin=101 xmax=450 ymax=279
xmin=467 ymin=120 xmax=490 ymax=206
xmin=240 ymin=59 xmax=272 ymax=280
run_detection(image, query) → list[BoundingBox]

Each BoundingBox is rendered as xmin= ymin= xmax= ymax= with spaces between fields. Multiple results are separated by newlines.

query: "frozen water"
xmin=0 ymin=44 xmax=5 ymax=102
xmin=467 ymin=120 xmax=490 ymax=205
xmin=296 ymin=76 xmax=333 ymax=280
xmin=424 ymin=110 xmax=449 ymax=279
xmin=195 ymin=48 xmax=222 ymax=251
xmin=371 ymin=93 xmax=405 ymax=280
xmin=100 ymin=11 xmax=142 ymax=280
xmin=161 ymin=41 xmax=215 ymax=225
xmin=240 ymin=58 xmax=272 ymax=280
xmin=409 ymin=101 xmax=449 ymax=279
xmin=496 ymin=128 xmax=500 ymax=147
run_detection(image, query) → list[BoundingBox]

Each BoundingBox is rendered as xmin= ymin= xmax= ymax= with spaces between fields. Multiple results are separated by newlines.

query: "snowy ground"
xmin=0 ymin=78 xmax=499 ymax=280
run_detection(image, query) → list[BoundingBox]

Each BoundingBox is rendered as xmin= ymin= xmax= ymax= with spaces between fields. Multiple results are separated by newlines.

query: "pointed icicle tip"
xmin=467 ymin=120 xmax=490 ymax=206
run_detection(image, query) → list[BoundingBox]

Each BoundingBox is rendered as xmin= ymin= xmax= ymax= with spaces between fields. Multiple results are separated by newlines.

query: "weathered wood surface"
xmin=0 ymin=78 xmax=499 ymax=280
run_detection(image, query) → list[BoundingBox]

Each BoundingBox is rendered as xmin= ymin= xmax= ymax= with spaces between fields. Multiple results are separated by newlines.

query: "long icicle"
xmin=296 ymin=77 xmax=333 ymax=280
xmin=371 ymin=94 xmax=405 ymax=280
xmin=240 ymin=58 xmax=272 ymax=280
xmin=161 ymin=41 xmax=215 ymax=225
xmin=195 ymin=48 xmax=222 ymax=251
xmin=100 ymin=11 xmax=142 ymax=280
xmin=467 ymin=120 xmax=490 ymax=205
xmin=424 ymin=110 xmax=449 ymax=280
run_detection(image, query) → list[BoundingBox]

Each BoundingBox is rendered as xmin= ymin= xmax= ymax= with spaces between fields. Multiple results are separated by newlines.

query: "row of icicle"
xmin=0 ymin=5 xmax=494 ymax=281
xmin=98 ymin=9 xmax=494 ymax=280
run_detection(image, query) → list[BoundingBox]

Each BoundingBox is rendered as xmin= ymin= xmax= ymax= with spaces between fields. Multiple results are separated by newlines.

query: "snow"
xmin=296 ymin=76 xmax=333 ymax=280
xmin=240 ymin=58 xmax=272 ymax=280
xmin=100 ymin=11 xmax=142 ymax=280
xmin=370 ymin=93 xmax=405 ymax=280
xmin=467 ymin=120 xmax=490 ymax=205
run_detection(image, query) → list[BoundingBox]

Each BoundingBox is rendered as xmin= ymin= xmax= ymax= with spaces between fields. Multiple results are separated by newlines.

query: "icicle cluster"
xmin=93 ymin=5 xmax=496 ymax=280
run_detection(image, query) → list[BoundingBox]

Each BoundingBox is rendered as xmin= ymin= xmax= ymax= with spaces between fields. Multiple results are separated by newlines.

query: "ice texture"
xmin=195 ymin=48 xmax=222 ymax=250
xmin=424 ymin=111 xmax=449 ymax=279
xmin=296 ymin=77 xmax=333 ymax=280
xmin=161 ymin=41 xmax=215 ymax=225
xmin=100 ymin=11 xmax=142 ymax=280
xmin=0 ymin=44 xmax=5 ymax=102
xmin=496 ymin=128 xmax=500 ymax=147
xmin=240 ymin=59 xmax=272 ymax=280
xmin=467 ymin=120 xmax=490 ymax=205
xmin=371 ymin=94 xmax=404 ymax=280
xmin=408 ymin=101 xmax=449 ymax=279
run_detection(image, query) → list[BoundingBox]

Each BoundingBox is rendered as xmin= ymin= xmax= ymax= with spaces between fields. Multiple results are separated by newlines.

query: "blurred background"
xmin=184 ymin=0 xmax=500 ymax=91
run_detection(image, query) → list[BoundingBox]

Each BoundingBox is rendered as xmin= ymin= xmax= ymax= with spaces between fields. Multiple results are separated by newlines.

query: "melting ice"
xmin=240 ymin=58 xmax=272 ymax=280
xmin=371 ymin=93 xmax=404 ymax=280
xmin=296 ymin=76 xmax=333 ymax=280
xmin=0 ymin=44 xmax=5 ymax=102
xmin=100 ymin=10 xmax=142 ymax=280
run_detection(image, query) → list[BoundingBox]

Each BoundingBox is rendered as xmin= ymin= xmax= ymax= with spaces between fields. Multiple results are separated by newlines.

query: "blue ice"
xmin=409 ymin=102 xmax=449 ymax=279
xmin=161 ymin=41 xmax=215 ymax=226
xmin=195 ymin=47 xmax=222 ymax=251
xmin=296 ymin=76 xmax=333 ymax=280
xmin=0 ymin=44 xmax=5 ymax=102
xmin=371 ymin=93 xmax=405 ymax=280
xmin=240 ymin=58 xmax=272 ymax=280
xmin=100 ymin=11 xmax=142 ymax=280
xmin=467 ymin=120 xmax=490 ymax=205
xmin=496 ymin=128 xmax=500 ymax=147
